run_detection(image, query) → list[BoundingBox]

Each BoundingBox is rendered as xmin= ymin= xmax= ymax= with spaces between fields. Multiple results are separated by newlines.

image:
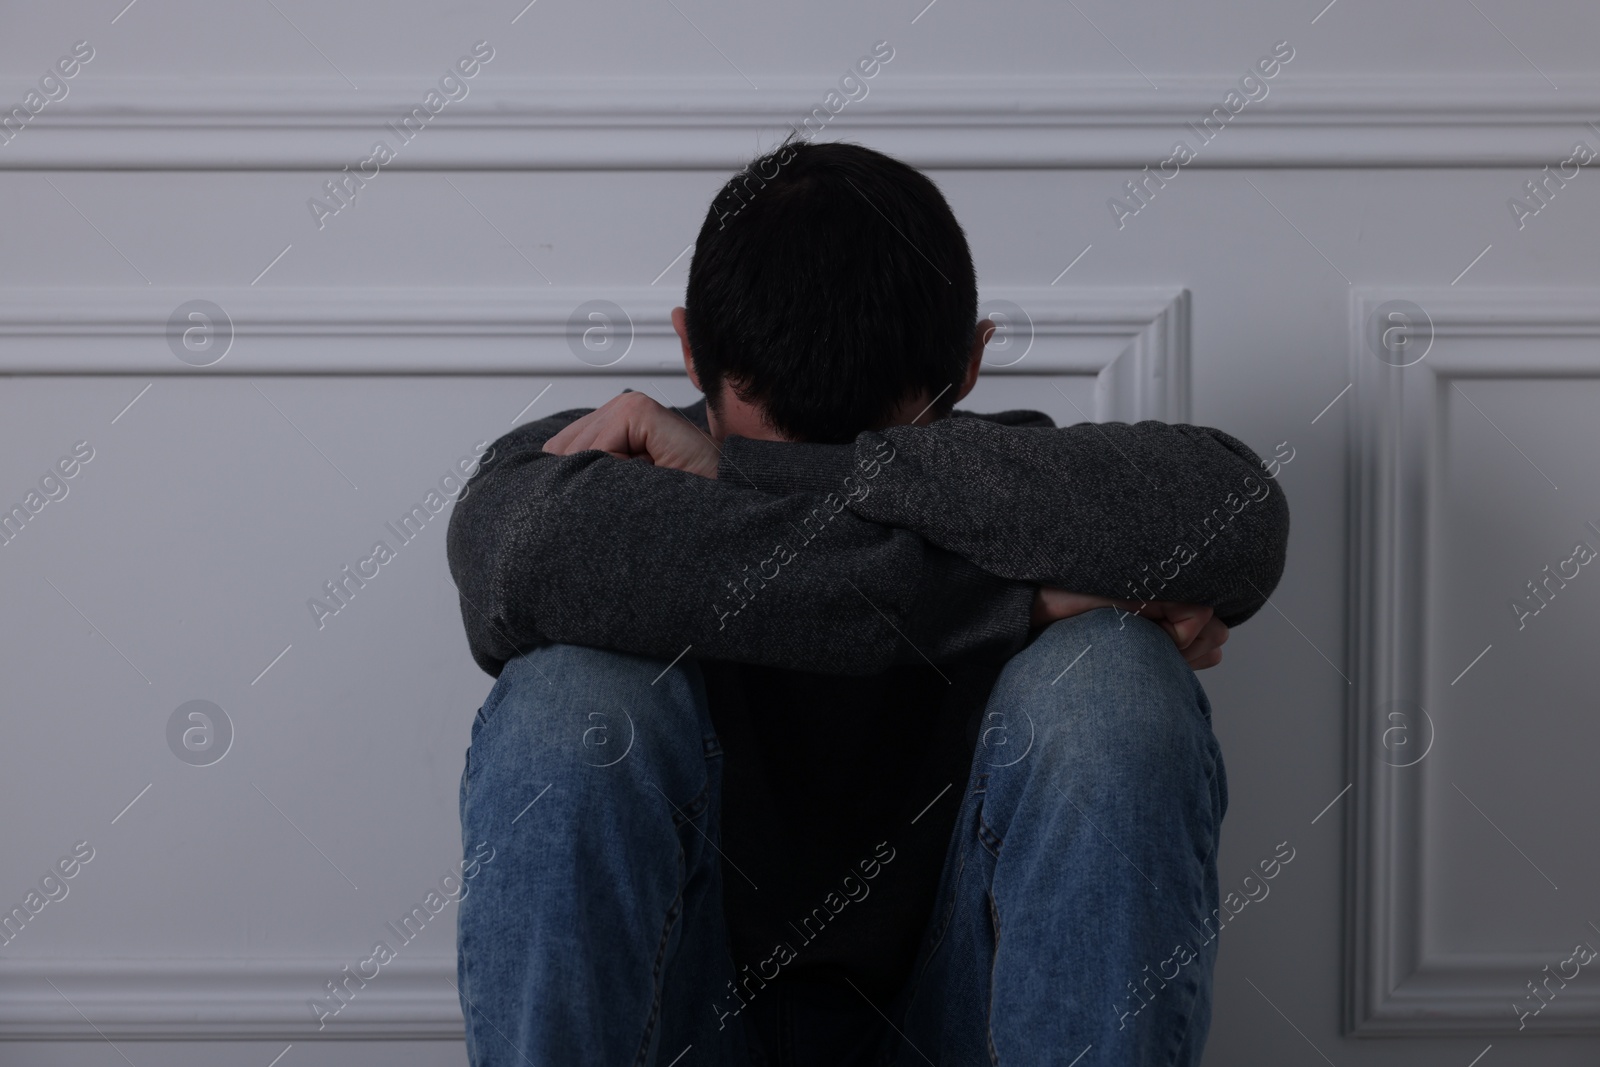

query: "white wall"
xmin=2 ymin=1 xmax=1599 ymax=1063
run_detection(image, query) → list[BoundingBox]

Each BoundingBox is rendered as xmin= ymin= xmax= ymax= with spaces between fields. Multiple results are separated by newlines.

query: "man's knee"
xmin=470 ymin=643 xmax=710 ymax=791
xmin=991 ymin=608 xmax=1213 ymax=785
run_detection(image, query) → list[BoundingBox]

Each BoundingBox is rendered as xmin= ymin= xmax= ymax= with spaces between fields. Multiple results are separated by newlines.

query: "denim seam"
xmin=1159 ymin=740 xmax=1225 ymax=1067
xmin=463 ymin=673 xmax=518 ymax=802
xmin=668 ymin=777 xmax=713 ymax=828
xmin=474 ymin=675 xmax=515 ymax=730
xmin=976 ymin=809 xmax=1003 ymax=861
xmin=1161 ymin=974 xmax=1204 ymax=1067
xmin=906 ymin=784 xmax=979 ymax=1002
xmin=459 ymin=930 xmax=478 ymax=1065
xmin=633 ymin=840 xmax=688 ymax=1067
xmin=897 ymin=802 xmax=976 ymax=1051
xmin=986 ymin=889 xmax=1001 ymax=1066
xmin=632 ymin=767 xmax=714 ymax=1065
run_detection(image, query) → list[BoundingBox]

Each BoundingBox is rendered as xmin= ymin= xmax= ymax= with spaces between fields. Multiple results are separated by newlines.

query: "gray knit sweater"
xmin=446 ymin=399 xmax=1290 ymax=679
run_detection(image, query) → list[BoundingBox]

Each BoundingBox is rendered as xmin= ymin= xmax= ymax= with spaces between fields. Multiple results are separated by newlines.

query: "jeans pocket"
xmin=463 ymin=676 xmax=514 ymax=803
xmin=473 ymin=672 xmax=514 ymax=731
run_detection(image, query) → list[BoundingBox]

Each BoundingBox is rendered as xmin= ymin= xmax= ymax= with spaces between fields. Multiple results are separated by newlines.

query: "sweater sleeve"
xmin=444 ymin=410 xmax=1036 ymax=678
xmin=718 ymin=412 xmax=1291 ymax=627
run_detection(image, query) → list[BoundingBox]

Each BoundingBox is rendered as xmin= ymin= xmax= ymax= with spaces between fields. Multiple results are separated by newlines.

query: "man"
xmin=446 ymin=140 xmax=1289 ymax=1066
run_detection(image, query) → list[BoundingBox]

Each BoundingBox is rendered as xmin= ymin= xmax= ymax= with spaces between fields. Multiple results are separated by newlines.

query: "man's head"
xmin=674 ymin=139 xmax=991 ymax=444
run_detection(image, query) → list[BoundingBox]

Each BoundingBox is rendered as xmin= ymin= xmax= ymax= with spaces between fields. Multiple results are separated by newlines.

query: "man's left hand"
xmin=1032 ymin=588 xmax=1229 ymax=670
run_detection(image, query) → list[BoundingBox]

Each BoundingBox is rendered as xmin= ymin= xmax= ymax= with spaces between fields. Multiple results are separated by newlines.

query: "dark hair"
xmin=684 ymin=139 xmax=978 ymax=443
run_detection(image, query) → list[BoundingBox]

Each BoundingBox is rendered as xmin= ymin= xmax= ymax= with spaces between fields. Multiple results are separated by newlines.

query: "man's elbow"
xmin=1218 ymin=475 xmax=1291 ymax=626
xmin=1251 ymin=475 xmax=1291 ymax=590
xmin=446 ymin=494 xmax=524 ymax=634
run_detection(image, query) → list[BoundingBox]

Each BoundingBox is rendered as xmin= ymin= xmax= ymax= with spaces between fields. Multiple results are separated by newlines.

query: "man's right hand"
xmin=542 ymin=391 xmax=721 ymax=479
xmin=1031 ymin=588 xmax=1229 ymax=670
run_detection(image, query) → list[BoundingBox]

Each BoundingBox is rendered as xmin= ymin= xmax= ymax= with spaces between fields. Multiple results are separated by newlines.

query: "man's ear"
xmin=672 ymin=306 xmax=702 ymax=391
xmin=953 ymin=318 xmax=993 ymax=404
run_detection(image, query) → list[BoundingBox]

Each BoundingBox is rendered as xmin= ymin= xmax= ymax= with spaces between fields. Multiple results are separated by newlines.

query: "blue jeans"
xmin=456 ymin=608 xmax=1227 ymax=1066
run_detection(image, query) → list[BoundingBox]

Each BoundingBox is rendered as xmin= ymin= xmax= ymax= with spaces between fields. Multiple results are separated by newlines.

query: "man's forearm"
xmin=718 ymin=413 xmax=1291 ymax=627
xmin=445 ymin=411 xmax=1036 ymax=678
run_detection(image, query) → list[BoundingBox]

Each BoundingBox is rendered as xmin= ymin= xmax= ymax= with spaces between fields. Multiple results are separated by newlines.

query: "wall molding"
xmin=2 ymin=75 xmax=1597 ymax=169
xmin=0 ymin=284 xmax=1189 ymax=420
xmin=1346 ymin=287 xmax=1600 ymax=1035
xmin=0 ymin=957 xmax=462 ymax=1040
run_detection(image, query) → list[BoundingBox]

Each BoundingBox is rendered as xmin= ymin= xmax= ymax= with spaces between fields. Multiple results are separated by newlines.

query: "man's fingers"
xmin=543 ymin=396 xmax=648 ymax=457
xmin=539 ymin=392 xmax=720 ymax=479
xmin=1115 ymin=599 xmax=1211 ymax=648
xmin=1164 ymin=604 xmax=1213 ymax=649
xmin=1042 ymin=595 xmax=1227 ymax=669
xmin=541 ymin=418 xmax=582 ymax=455
xmin=575 ymin=420 xmax=639 ymax=457
xmin=554 ymin=422 xmax=601 ymax=455
xmin=543 ymin=406 xmax=611 ymax=455
xmin=1182 ymin=618 xmax=1229 ymax=670
xmin=1207 ymin=617 xmax=1230 ymax=648
xmin=1035 ymin=589 xmax=1119 ymax=626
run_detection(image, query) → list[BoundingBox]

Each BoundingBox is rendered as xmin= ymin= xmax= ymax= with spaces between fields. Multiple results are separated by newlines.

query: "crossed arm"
xmin=445 ymin=393 xmax=1290 ymax=679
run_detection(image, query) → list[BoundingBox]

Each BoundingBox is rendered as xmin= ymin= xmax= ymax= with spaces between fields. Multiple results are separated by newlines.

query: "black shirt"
xmin=703 ymin=658 xmax=1007 ymax=1005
